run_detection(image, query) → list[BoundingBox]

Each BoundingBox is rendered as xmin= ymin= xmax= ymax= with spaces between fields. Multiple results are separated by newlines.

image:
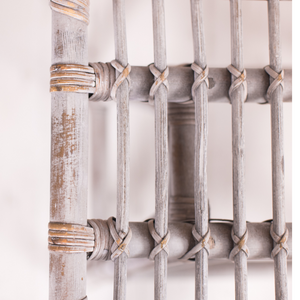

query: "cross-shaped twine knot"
xmin=110 ymin=60 xmax=131 ymax=101
xmin=107 ymin=217 xmax=132 ymax=261
xmin=227 ymin=65 xmax=247 ymax=102
xmin=180 ymin=226 xmax=211 ymax=260
xmin=191 ymin=63 xmax=209 ymax=98
xmin=264 ymin=66 xmax=284 ymax=103
xmin=147 ymin=219 xmax=170 ymax=260
xmin=229 ymin=228 xmax=249 ymax=261
xmin=148 ymin=63 xmax=170 ymax=104
xmin=270 ymin=223 xmax=289 ymax=259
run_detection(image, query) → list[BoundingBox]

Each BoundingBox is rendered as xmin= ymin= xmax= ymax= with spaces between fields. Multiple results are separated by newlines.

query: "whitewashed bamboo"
xmin=267 ymin=1 xmax=288 ymax=299
xmin=112 ymin=1 xmax=130 ymax=300
xmin=49 ymin=11 xmax=89 ymax=300
xmin=89 ymin=221 xmax=292 ymax=261
xmin=190 ymin=1 xmax=209 ymax=300
xmin=89 ymin=65 xmax=292 ymax=104
xmin=152 ymin=1 xmax=169 ymax=300
xmin=229 ymin=1 xmax=248 ymax=299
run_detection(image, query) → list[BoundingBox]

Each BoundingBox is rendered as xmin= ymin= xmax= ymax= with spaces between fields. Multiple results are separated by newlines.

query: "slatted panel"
xmin=48 ymin=1 xmax=291 ymax=300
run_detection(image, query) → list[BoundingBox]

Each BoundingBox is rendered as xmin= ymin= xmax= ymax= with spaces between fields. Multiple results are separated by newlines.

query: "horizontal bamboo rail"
xmin=88 ymin=66 xmax=292 ymax=104
xmin=87 ymin=221 xmax=292 ymax=261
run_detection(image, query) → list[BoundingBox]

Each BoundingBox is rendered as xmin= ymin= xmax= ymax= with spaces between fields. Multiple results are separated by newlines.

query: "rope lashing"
xmin=107 ymin=217 xmax=132 ymax=261
xmin=89 ymin=62 xmax=115 ymax=102
xmin=264 ymin=66 xmax=284 ymax=102
xmin=191 ymin=63 xmax=209 ymax=98
xmin=227 ymin=64 xmax=247 ymax=102
xmin=180 ymin=226 xmax=211 ymax=260
xmin=270 ymin=223 xmax=289 ymax=259
xmin=48 ymin=222 xmax=94 ymax=253
xmin=50 ymin=63 xmax=96 ymax=94
xmin=49 ymin=0 xmax=90 ymax=25
xmin=87 ymin=219 xmax=113 ymax=261
xmin=110 ymin=60 xmax=131 ymax=101
xmin=147 ymin=219 xmax=170 ymax=260
xmin=229 ymin=228 xmax=249 ymax=261
xmin=148 ymin=63 xmax=170 ymax=104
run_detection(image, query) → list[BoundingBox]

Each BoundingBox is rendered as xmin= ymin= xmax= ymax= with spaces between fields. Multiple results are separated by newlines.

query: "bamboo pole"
xmin=88 ymin=221 xmax=293 ymax=261
xmin=190 ymin=0 xmax=209 ymax=300
xmin=151 ymin=1 xmax=169 ymax=300
xmin=49 ymin=12 xmax=89 ymax=300
xmin=229 ymin=0 xmax=248 ymax=299
xmin=88 ymin=66 xmax=292 ymax=104
xmin=267 ymin=1 xmax=288 ymax=299
xmin=112 ymin=1 xmax=130 ymax=300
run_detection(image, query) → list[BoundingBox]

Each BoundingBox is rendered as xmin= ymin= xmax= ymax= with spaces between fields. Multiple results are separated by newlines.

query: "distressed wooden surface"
xmin=267 ymin=1 xmax=288 ymax=299
xmin=190 ymin=0 xmax=209 ymax=300
xmin=50 ymin=11 xmax=88 ymax=300
xmin=91 ymin=65 xmax=292 ymax=103
xmin=152 ymin=1 xmax=169 ymax=300
xmin=112 ymin=0 xmax=130 ymax=300
xmin=229 ymin=0 xmax=248 ymax=299
xmin=89 ymin=221 xmax=292 ymax=261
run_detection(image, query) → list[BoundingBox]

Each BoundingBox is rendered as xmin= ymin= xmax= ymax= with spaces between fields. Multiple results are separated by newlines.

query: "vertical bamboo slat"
xmin=152 ymin=1 xmax=169 ymax=300
xmin=190 ymin=1 xmax=209 ymax=300
xmin=49 ymin=12 xmax=89 ymax=300
xmin=267 ymin=1 xmax=288 ymax=299
xmin=112 ymin=1 xmax=130 ymax=300
xmin=229 ymin=0 xmax=248 ymax=299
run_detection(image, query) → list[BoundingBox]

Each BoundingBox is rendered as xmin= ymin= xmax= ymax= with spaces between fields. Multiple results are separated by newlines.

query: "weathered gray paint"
xmin=50 ymin=11 xmax=89 ymax=300
xmin=267 ymin=1 xmax=289 ymax=299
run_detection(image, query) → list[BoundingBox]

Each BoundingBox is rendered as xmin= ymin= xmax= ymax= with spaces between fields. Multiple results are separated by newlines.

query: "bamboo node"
xmin=270 ymin=223 xmax=289 ymax=259
xmin=147 ymin=219 xmax=170 ymax=260
xmin=229 ymin=228 xmax=249 ymax=261
xmin=50 ymin=63 xmax=96 ymax=94
xmin=148 ymin=64 xmax=169 ymax=105
xmin=227 ymin=65 xmax=247 ymax=102
xmin=264 ymin=66 xmax=284 ymax=102
xmin=180 ymin=226 xmax=211 ymax=260
xmin=110 ymin=60 xmax=131 ymax=101
xmin=48 ymin=222 xmax=94 ymax=253
xmin=191 ymin=63 xmax=209 ymax=98
xmin=49 ymin=0 xmax=90 ymax=25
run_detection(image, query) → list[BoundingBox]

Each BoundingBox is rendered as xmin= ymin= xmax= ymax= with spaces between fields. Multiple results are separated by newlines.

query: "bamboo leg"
xmin=267 ymin=1 xmax=288 ymax=299
xmin=229 ymin=0 xmax=248 ymax=299
xmin=49 ymin=12 xmax=89 ymax=300
xmin=112 ymin=1 xmax=130 ymax=300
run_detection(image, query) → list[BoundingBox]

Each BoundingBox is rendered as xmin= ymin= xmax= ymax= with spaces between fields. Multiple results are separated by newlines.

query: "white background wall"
xmin=0 ymin=1 xmax=294 ymax=299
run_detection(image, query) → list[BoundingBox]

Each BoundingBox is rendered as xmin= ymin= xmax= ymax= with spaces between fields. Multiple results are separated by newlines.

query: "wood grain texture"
xmin=112 ymin=1 xmax=130 ymax=300
xmin=151 ymin=1 xmax=169 ymax=300
xmin=50 ymin=11 xmax=88 ymax=300
xmin=229 ymin=0 xmax=248 ymax=299
xmin=190 ymin=1 xmax=209 ymax=300
xmin=267 ymin=1 xmax=288 ymax=299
